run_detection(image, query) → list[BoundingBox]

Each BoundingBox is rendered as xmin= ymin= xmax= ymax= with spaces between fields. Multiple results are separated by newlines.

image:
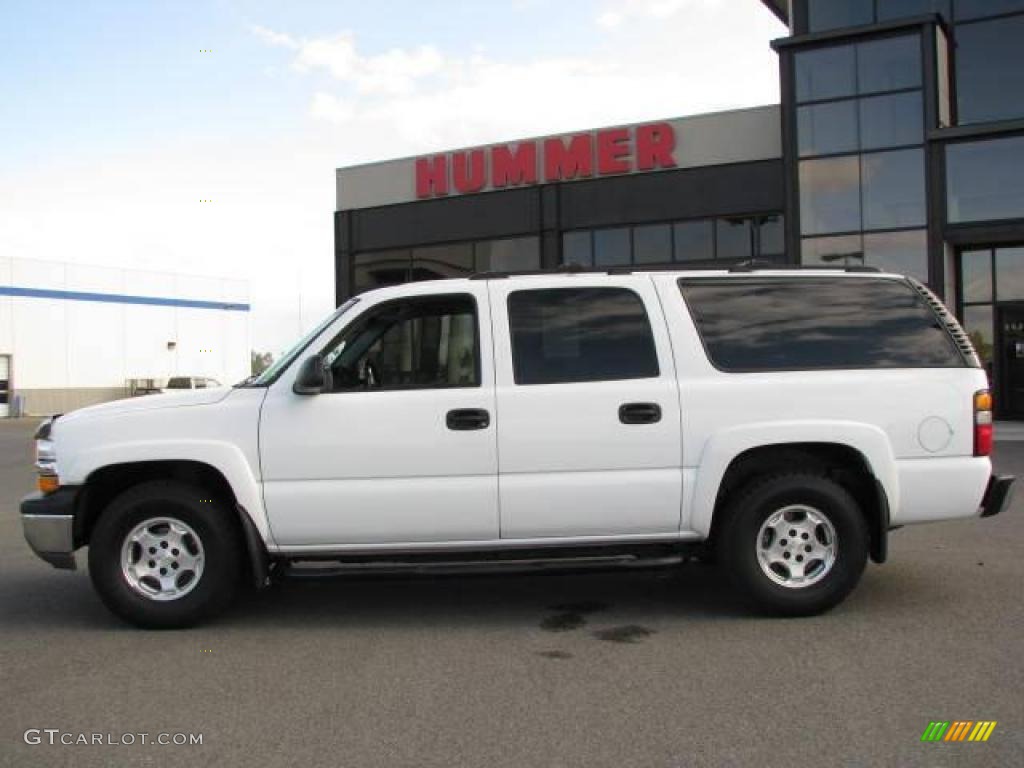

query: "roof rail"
xmin=468 ymin=261 xmax=883 ymax=280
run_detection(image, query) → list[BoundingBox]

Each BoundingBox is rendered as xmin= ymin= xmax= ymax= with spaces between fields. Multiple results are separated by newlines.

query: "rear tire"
xmin=88 ymin=481 xmax=241 ymax=629
xmin=717 ymin=472 xmax=868 ymax=616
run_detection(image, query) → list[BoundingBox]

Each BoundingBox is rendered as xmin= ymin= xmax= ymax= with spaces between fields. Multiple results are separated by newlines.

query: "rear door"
xmin=489 ymin=276 xmax=683 ymax=539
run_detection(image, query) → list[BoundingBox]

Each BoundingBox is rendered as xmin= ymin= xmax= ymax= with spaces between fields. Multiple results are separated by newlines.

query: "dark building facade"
xmin=336 ymin=0 xmax=1024 ymax=416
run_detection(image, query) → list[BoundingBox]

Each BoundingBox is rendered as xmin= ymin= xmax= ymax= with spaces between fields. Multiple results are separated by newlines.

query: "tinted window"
xmin=857 ymin=35 xmax=922 ymax=95
xmin=858 ymin=91 xmax=923 ymax=150
xmin=877 ymin=0 xmax=951 ymax=21
xmin=633 ymin=224 xmax=672 ymax=264
xmin=679 ymin=278 xmax=962 ymax=370
xmin=166 ymin=377 xmax=191 ymax=389
xmin=954 ymin=0 xmax=1024 ymax=20
xmin=324 ymin=295 xmax=479 ymax=391
xmin=673 ymin=220 xmax=714 ymax=261
xmin=798 ymin=100 xmax=859 ymax=157
xmin=716 ymin=218 xmax=754 ymax=260
xmin=961 ymin=249 xmax=993 ymax=302
xmin=863 ymin=229 xmax=929 ymax=283
xmin=593 ymin=228 xmax=631 ymax=267
xmin=475 ymin=237 xmax=540 ymax=273
xmin=353 ymin=250 xmax=411 ymax=294
xmin=955 ymin=15 xmax=1024 ymax=124
xmin=508 ymin=288 xmax=659 ymax=385
xmin=562 ymin=231 xmax=592 ymax=266
xmin=795 ymin=45 xmax=856 ymax=102
xmin=946 ymin=136 xmax=1024 ymax=223
xmin=861 ymin=149 xmax=926 ymax=230
xmin=807 ymin=0 xmax=873 ymax=31
xmin=799 ymin=155 xmax=862 ymax=235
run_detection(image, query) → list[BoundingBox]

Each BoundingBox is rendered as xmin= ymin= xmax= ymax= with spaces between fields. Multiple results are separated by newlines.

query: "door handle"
xmin=619 ymin=402 xmax=662 ymax=425
xmin=446 ymin=408 xmax=491 ymax=431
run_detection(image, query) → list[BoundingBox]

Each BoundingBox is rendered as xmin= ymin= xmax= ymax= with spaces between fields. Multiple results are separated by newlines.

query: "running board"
xmin=287 ymin=554 xmax=685 ymax=579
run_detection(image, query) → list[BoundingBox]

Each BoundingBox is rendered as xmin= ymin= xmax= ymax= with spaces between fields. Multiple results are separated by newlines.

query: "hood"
xmin=56 ymin=387 xmax=234 ymax=425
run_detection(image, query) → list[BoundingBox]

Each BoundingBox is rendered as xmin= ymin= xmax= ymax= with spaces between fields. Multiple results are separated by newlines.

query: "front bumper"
xmin=980 ymin=475 xmax=1015 ymax=519
xmin=20 ymin=487 xmax=81 ymax=570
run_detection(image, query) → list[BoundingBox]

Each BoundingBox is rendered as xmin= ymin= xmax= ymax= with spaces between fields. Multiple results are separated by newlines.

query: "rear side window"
xmin=679 ymin=277 xmax=964 ymax=371
xmin=508 ymin=287 xmax=660 ymax=385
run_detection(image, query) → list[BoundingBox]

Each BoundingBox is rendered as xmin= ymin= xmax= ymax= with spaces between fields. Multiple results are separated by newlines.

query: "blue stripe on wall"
xmin=0 ymin=285 xmax=250 ymax=312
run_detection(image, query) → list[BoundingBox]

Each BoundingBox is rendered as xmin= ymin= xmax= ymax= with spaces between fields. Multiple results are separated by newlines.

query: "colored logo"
xmin=921 ymin=721 xmax=997 ymax=742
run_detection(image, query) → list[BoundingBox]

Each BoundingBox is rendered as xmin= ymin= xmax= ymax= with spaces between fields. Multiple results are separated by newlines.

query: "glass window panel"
xmin=995 ymin=247 xmax=1024 ymax=301
xmin=954 ymin=0 xmax=1024 ymax=20
xmin=861 ymin=149 xmax=926 ymax=230
xmin=799 ymin=156 xmax=862 ymax=235
xmin=562 ymin=231 xmax=592 ymax=266
xmin=633 ymin=224 xmax=672 ymax=264
xmin=857 ymin=35 xmax=922 ymax=95
xmin=807 ymin=0 xmax=874 ymax=31
xmin=798 ymin=100 xmax=859 ymax=157
xmin=353 ymin=250 xmax=410 ymax=294
xmin=757 ymin=215 xmax=786 ymax=257
xmin=716 ymin=218 xmax=754 ymax=260
xmin=961 ymin=249 xmax=993 ymax=303
xmin=410 ymin=243 xmax=474 ymax=282
xmin=508 ymin=288 xmax=660 ymax=385
xmin=877 ymin=0 xmax=951 ymax=21
xmin=795 ymin=45 xmax=857 ymax=103
xmin=801 ymin=234 xmax=865 ymax=267
xmin=673 ymin=220 xmax=715 ymax=261
xmin=946 ymin=136 xmax=1024 ymax=223
xmin=325 ymin=295 xmax=479 ymax=391
xmin=474 ymin=237 xmax=540 ymax=273
xmin=859 ymin=91 xmax=923 ymax=150
xmin=593 ymin=228 xmax=631 ymax=266
xmin=679 ymin=277 xmax=962 ymax=370
xmin=955 ymin=15 xmax=1024 ymax=125
xmin=863 ymin=229 xmax=929 ymax=283
xmin=962 ymin=305 xmax=994 ymax=369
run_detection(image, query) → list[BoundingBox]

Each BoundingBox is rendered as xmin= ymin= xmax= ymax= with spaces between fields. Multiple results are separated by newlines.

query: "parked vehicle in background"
xmin=163 ymin=376 xmax=222 ymax=391
xmin=19 ymin=266 xmax=1014 ymax=628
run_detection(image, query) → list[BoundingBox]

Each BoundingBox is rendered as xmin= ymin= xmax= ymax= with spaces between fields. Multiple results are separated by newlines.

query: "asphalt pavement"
xmin=1 ymin=417 xmax=1022 ymax=767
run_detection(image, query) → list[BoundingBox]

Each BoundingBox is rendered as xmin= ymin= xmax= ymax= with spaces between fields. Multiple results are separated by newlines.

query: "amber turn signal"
xmin=37 ymin=475 xmax=60 ymax=494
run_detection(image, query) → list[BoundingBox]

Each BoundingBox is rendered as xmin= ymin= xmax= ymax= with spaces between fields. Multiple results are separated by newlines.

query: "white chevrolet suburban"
xmin=21 ymin=267 xmax=1014 ymax=628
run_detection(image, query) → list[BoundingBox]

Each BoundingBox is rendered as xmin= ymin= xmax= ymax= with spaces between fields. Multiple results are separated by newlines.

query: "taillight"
xmin=974 ymin=389 xmax=993 ymax=457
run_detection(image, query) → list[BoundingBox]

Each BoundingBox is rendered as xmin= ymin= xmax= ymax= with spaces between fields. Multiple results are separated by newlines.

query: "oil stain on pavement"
xmin=593 ymin=625 xmax=656 ymax=644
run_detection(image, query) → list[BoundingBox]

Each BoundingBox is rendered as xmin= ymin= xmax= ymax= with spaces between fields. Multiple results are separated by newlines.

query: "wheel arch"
xmin=689 ymin=424 xmax=897 ymax=564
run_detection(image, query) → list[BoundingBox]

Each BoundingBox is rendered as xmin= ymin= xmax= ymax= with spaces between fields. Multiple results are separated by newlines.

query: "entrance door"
xmin=0 ymin=355 xmax=10 ymax=418
xmin=997 ymin=304 xmax=1024 ymax=418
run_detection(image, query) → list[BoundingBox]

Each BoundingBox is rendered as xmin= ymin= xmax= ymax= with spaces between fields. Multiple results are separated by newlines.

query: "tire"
xmin=88 ymin=480 xmax=242 ymax=629
xmin=716 ymin=472 xmax=868 ymax=617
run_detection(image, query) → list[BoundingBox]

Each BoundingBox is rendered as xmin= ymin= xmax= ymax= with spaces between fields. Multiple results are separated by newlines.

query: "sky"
xmin=0 ymin=0 xmax=785 ymax=355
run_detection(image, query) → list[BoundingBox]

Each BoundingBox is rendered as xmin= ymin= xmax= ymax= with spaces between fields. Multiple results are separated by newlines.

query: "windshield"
xmin=247 ymin=297 xmax=360 ymax=386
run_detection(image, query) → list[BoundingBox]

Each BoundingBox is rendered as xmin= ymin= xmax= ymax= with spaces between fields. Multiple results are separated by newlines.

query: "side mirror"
xmin=293 ymin=355 xmax=328 ymax=395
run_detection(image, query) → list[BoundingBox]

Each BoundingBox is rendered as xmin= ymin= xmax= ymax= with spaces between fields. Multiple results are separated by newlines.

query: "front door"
xmin=997 ymin=304 xmax=1024 ymax=418
xmin=258 ymin=286 xmax=499 ymax=549
xmin=488 ymin=276 xmax=683 ymax=540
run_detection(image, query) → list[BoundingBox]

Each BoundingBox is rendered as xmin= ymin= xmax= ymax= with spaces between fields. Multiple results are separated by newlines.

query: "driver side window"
xmin=322 ymin=294 xmax=479 ymax=392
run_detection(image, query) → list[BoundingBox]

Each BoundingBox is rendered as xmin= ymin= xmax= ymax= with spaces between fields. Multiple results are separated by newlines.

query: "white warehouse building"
xmin=0 ymin=257 xmax=250 ymax=416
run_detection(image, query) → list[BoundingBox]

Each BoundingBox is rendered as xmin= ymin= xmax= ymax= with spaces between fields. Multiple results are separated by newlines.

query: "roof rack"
xmin=468 ymin=261 xmax=883 ymax=280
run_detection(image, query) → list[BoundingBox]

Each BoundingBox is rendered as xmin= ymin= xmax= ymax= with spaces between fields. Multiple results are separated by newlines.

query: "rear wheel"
xmin=717 ymin=472 xmax=868 ymax=616
xmin=88 ymin=481 xmax=241 ymax=628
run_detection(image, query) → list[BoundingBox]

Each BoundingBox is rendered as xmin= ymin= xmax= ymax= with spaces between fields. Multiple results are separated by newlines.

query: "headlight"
xmin=34 ymin=417 xmax=59 ymax=493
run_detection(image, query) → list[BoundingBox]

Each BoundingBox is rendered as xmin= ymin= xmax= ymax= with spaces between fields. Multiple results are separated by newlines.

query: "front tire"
xmin=717 ymin=473 xmax=868 ymax=616
xmin=88 ymin=481 xmax=242 ymax=628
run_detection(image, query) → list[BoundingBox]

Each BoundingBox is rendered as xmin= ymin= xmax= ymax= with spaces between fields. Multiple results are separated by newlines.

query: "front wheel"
xmin=717 ymin=473 xmax=868 ymax=616
xmin=88 ymin=481 xmax=242 ymax=628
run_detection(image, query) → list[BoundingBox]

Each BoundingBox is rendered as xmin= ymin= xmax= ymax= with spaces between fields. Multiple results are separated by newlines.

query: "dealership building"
xmin=0 ymin=257 xmax=250 ymax=416
xmin=334 ymin=0 xmax=1024 ymax=416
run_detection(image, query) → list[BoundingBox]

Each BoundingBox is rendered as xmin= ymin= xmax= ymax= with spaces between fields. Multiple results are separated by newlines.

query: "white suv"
xmin=21 ymin=268 xmax=1013 ymax=627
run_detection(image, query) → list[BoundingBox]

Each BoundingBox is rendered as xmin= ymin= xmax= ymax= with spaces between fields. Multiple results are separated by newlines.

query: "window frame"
xmin=317 ymin=292 xmax=483 ymax=393
xmin=506 ymin=286 xmax=661 ymax=386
